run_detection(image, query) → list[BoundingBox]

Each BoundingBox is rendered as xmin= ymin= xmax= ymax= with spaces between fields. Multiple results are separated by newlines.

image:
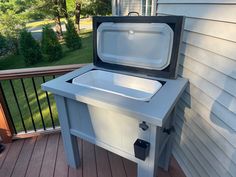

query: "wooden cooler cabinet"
xmin=42 ymin=16 xmax=187 ymax=177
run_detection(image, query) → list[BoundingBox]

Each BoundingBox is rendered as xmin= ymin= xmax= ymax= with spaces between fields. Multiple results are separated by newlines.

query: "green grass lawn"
xmin=0 ymin=29 xmax=93 ymax=133
xmin=26 ymin=17 xmax=92 ymax=29
xmin=0 ymin=29 xmax=92 ymax=70
xmin=1 ymin=76 xmax=58 ymax=132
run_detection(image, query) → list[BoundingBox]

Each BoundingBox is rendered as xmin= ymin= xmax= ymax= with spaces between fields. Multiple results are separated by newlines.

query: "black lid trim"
xmin=93 ymin=16 xmax=185 ymax=79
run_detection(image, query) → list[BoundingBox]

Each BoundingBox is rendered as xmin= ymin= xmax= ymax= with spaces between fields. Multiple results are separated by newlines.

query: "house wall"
xmin=112 ymin=0 xmax=156 ymax=16
xmin=112 ymin=0 xmax=142 ymax=16
xmin=157 ymin=1 xmax=236 ymax=177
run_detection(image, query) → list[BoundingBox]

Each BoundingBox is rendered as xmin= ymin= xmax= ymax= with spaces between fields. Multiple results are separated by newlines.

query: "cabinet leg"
xmin=137 ymin=126 xmax=160 ymax=177
xmin=54 ymin=95 xmax=80 ymax=168
xmin=162 ymin=108 xmax=176 ymax=171
xmin=161 ymin=138 xmax=173 ymax=171
xmin=62 ymin=132 xmax=80 ymax=168
xmin=137 ymin=161 xmax=157 ymax=177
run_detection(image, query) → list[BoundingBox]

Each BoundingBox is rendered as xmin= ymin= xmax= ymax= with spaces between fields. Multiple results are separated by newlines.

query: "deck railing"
xmin=0 ymin=64 xmax=86 ymax=143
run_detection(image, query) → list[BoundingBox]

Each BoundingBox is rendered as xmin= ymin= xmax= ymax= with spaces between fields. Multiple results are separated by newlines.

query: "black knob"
xmin=163 ymin=126 xmax=175 ymax=135
xmin=139 ymin=121 xmax=149 ymax=131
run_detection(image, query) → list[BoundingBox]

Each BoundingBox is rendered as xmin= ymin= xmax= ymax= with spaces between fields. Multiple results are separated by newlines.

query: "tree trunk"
xmin=12 ymin=38 xmax=19 ymax=55
xmin=53 ymin=0 xmax=63 ymax=39
xmin=55 ymin=13 xmax=63 ymax=39
xmin=62 ymin=0 xmax=69 ymax=20
xmin=75 ymin=1 xmax=81 ymax=34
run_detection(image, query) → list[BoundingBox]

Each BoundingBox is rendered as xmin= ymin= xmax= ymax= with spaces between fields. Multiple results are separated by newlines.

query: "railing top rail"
xmin=0 ymin=64 xmax=88 ymax=80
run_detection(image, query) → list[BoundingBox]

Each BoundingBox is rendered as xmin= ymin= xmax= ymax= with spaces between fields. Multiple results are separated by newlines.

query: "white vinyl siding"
xmin=117 ymin=0 xmax=142 ymax=15
xmin=113 ymin=0 xmax=155 ymax=16
xmin=157 ymin=1 xmax=236 ymax=177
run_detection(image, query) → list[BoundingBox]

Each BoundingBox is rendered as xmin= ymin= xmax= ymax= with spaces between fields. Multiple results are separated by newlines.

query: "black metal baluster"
xmin=32 ymin=77 xmax=46 ymax=130
xmin=42 ymin=76 xmax=55 ymax=129
xmin=21 ymin=78 xmax=36 ymax=131
xmin=9 ymin=80 xmax=27 ymax=133
xmin=0 ymin=81 xmax=17 ymax=134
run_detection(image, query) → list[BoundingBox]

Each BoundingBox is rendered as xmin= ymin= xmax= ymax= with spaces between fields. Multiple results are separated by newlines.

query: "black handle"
xmin=128 ymin=11 xmax=140 ymax=16
xmin=163 ymin=126 xmax=175 ymax=135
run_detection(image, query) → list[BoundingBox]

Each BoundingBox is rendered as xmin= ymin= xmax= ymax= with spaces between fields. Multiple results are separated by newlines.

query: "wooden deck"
xmin=0 ymin=133 xmax=185 ymax=177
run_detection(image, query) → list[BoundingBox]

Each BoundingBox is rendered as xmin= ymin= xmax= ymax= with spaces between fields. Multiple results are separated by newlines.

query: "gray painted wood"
xmin=54 ymin=95 xmax=80 ymax=168
xmin=42 ymin=65 xmax=188 ymax=127
xmin=42 ymin=63 xmax=187 ymax=177
xmin=161 ymin=109 xmax=176 ymax=171
xmin=68 ymin=138 xmax=83 ymax=177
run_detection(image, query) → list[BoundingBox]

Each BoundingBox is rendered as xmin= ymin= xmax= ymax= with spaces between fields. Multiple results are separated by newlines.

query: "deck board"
xmin=39 ymin=133 xmax=59 ymax=177
xmin=68 ymin=138 xmax=83 ymax=177
xmin=83 ymin=140 xmax=97 ymax=177
xmin=108 ymin=151 xmax=127 ymax=177
xmin=0 ymin=140 xmax=24 ymax=177
xmin=0 ymin=133 xmax=185 ymax=177
xmin=95 ymin=146 xmax=112 ymax=177
xmin=54 ymin=135 xmax=68 ymax=177
xmin=0 ymin=143 xmax=11 ymax=168
xmin=169 ymin=157 xmax=186 ymax=177
xmin=25 ymin=135 xmax=48 ymax=177
xmin=11 ymin=137 xmax=36 ymax=177
xmin=123 ymin=158 xmax=137 ymax=177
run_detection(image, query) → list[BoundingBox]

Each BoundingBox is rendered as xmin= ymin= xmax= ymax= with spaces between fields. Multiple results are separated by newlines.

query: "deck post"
xmin=0 ymin=83 xmax=13 ymax=143
xmin=54 ymin=95 xmax=80 ymax=168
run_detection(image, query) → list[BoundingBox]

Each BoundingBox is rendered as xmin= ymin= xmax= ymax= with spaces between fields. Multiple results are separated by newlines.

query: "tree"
xmin=41 ymin=25 xmax=63 ymax=61
xmin=61 ymin=0 xmax=69 ymax=19
xmin=75 ymin=1 xmax=81 ymax=33
xmin=81 ymin=0 xmax=111 ymax=16
xmin=73 ymin=0 xmax=111 ymax=32
xmin=19 ymin=29 xmax=42 ymax=65
xmin=32 ymin=0 xmax=69 ymax=38
xmin=0 ymin=9 xmax=26 ymax=54
xmin=0 ymin=34 xmax=7 ymax=56
xmin=64 ymin=19 xmax=82 ymax=50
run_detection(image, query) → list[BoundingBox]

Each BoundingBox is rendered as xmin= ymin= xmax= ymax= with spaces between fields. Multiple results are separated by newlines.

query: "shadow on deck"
xmin=0 ymin=133 xmax=185 ymax=177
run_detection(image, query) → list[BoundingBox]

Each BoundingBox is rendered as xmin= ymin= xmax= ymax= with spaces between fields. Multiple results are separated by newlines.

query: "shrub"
xmin=41 ymin=25 xmax=62 ymax=61
xmin=19 ymin=29 xmax=42 ymax=65
xmin=64 ymin=19 xmax=82 ymax=50
xmin=0 ymin=34 xmax=7 ymax=56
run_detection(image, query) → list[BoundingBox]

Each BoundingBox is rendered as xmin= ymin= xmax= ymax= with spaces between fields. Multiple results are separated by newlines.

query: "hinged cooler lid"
xmin=93 ymin=16 xmax=184 ymax=79
xmin=97 ymin=23 xmax=173 ymax=70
